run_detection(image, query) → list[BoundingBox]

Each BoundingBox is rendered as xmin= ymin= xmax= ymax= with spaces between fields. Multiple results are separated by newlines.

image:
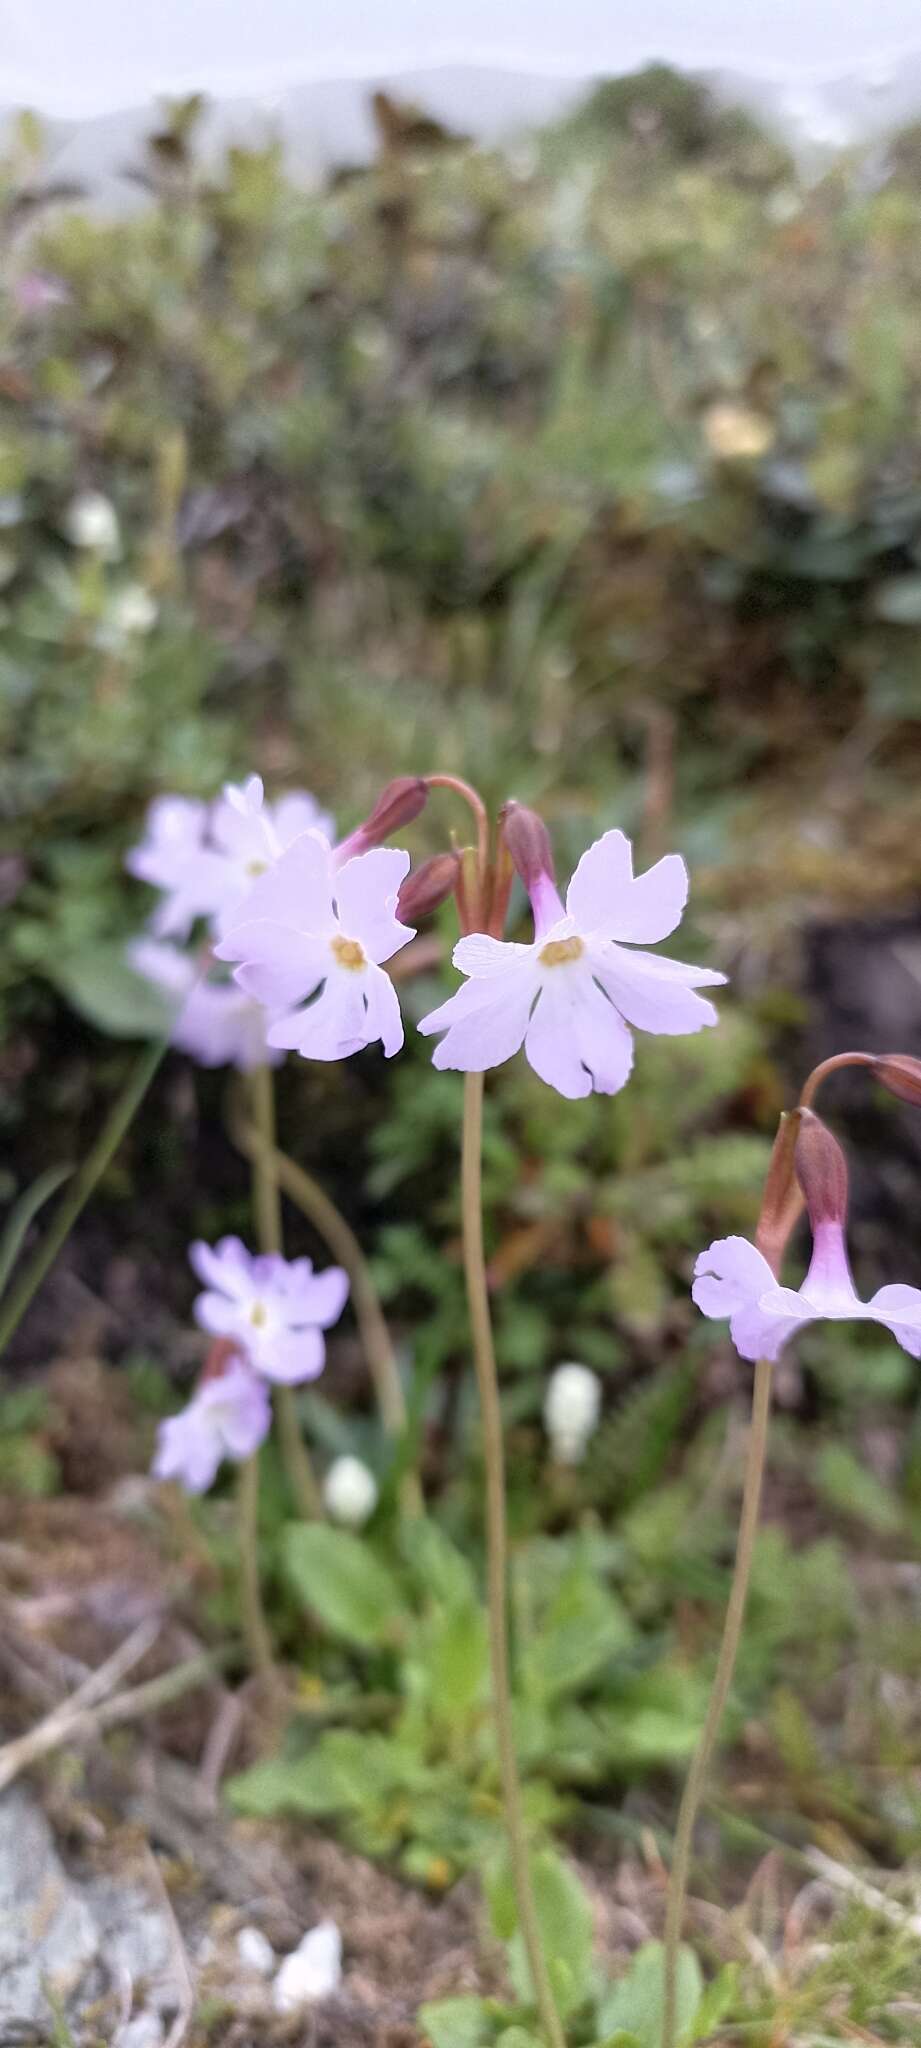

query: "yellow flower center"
xmin=245 ymin=857 xmax=268 ymax=877
xmin=249 ymin=1301 xmax=267 ymax=1327
xmin=331 ymin=935 xmax=367 ymax=972
xmin=539 ymin=936 xmax=585 ymax=968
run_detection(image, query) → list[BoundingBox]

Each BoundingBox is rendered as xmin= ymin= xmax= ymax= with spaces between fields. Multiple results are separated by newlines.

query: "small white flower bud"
xmin=63 ymin=490 xmax=121 ymax=557
xmin=236 ymin=1925 xmax=275 ymax=1976
xmin=543 ymin=1362 xmax=601 ymax=1465
xmin=323 ymin=1455 xmax=379 ymax=1528
xmin=109 ymin=583 xmax=157 ymax=636
xmin=273 ymin=1921 xmax=342 ymax=2011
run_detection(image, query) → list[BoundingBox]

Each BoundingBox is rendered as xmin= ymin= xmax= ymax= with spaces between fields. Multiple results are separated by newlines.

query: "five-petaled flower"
xmin=127 ymin=776 xmax=335 ymax=943
xmin=190 ymin=1236 xmax=349 ymax=1383
xmin=214 ymin=835 xmax=415 ymax=1061
xmin=152 ymin=1355 xmax=271 ymax=1494
xmin=693 ymin=1226 xmax=921 ymax=1362
xmin=418 ymin=826 xmax=724 ymax=1098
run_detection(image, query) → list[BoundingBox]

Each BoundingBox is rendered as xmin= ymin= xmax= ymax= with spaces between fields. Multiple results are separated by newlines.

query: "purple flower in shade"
xmin=125 ymin=797 xmax=226 ymax=939
xmin=126 ymin=777 xmax=335 ymax=943
xmin=189 ymin=1236 xmax=349 ymax=1384
xmin=214 ymin=835 xmax=414 ymax=1061
xmin=692 ymin=1227 xmax=921 ymax=1363
xmin=209 ymin=775 xmax=335 ymax=936
xmin=417 ymin=826 xmax=725 ymax=1099
xmin=128 ymin=939 xmax=282 ymax=1071
xmin=152 ymin=1356 xmax=271 ymax=1494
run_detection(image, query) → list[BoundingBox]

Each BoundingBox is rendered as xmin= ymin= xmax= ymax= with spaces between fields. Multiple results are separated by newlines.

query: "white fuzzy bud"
xmin=543 ymin=1362 xmax=601 ymax=1465
xmin=236 ymin=1925 xmax=275 ymax=1976
xmin=323 ymin=1455 xmax=378 ymax=1528
xmin=64 ymin=490 xmax=120 ymax=557
xmin=109 ymin=583 xmax=158 ymax=636
xmin=273 ymin=1921 xmax=342 ymax=2011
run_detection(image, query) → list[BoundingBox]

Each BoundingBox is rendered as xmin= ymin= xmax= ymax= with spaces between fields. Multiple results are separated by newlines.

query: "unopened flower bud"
xmin=544 ymin=1362 xmax=601 ymax=1465
xmin=794 ymin=1109 xmax=849 ymax=1227
xmin=63 ymin=490 xmax=120 ymax=557
xmin=396 ymin=850 xmax=461 ymax=924
xmin=872 ymin=1053 xmax=921 ymax=1108
xmin=755 ymin=1110 xmax=804 ymax=1276
xmin=498 ymin=800 xmax=556 ymax=893
xmin=337 ymin=777 xmax=428 ymax=863
xmin=323 ymin=1455 xmax=379 ymax=1528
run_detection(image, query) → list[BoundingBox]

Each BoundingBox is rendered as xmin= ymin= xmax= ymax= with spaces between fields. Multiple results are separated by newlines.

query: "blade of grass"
xmin=0 ymin=1162 xmax=74 ymax=1301
xmin=0 ymin=1035 xmax=166 ymax=1360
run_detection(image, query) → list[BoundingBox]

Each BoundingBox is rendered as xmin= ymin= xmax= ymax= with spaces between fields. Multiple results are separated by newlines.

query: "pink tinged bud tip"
xmin=417 ymin=825 xmax=725 ymax=1100
xmin=872 ymin=1053 xmax=921 ymax=1108
xmin=335 ymin=777 xmax=428 ymax=864
xmin=189 ymin=1235 xmax=349 ymax=1384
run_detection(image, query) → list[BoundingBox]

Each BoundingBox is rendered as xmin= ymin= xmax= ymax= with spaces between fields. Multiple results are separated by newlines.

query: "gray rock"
xmin=0 ymin=1784 xmax=100 ymax=2023
xmin=83 ymin=1872 xmax=179 ymax=2015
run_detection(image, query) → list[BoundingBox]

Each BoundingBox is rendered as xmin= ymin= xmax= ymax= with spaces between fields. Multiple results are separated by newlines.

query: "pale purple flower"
xmin=128 ymin=939 xmax=282 ymax=1071
xmin=693 ymin=1224 xmax=921 ymax=1363
xmin=126 ymin=776 xmax=335 ymax=943
xmin=125 ymin=797 xmax=225 ymax=938
xmin=152 ymin=1357 xmax=271 ymax=1493
xmin=417 ymin=827 xmax=725 ymax=1099
xmin=190 ymin=1236 xmax=349 ymax=1384
xmin=214 ymin=835 xmax=414 ymax=1061
xmin=209 ymin=775 xmax=335 ymax=935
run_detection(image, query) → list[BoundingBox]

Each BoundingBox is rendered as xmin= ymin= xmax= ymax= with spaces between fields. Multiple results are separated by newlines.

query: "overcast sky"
xmin=5 ymin=0 xmax=921 ymax=116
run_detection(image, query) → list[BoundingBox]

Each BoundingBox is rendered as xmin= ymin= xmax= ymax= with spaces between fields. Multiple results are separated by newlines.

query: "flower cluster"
xmin=131 ymin=771 xmax=725 ymax=1099
xmin=152 ymin=1237 xmax=348 ymax=1492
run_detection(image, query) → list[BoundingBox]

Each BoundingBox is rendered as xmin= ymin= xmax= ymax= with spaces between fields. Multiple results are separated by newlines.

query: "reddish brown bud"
xmin=498 ymin=800 xmax=555 ymax=891
xmin=200 ymin=1336 xmax=241 ymax=1382
xmin=396 ymin=851 xmax=461 ymax=924
xmin=755 ymin=1110 xmax=804 ymax=1275
xmin=338 ymin=777 xmax=428 ymax=861
xmin=871 ymin=1053 xmax=921 ymax=1108
xmin=794 ymin=1109 xmax=849 ymax=1227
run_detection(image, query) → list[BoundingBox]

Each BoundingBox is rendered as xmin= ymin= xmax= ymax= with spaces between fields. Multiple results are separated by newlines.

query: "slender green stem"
xmin=248 ymin=1065 xmax=322 ymax=1520
xmin=0 ymin=1037 xmax=165 ymax=1361
xmin=661 ymin=1356 xmax=773 ymax=2048
xmin=461 ymin=1073 xmax=566 ymax=2048
xmin=235 ymin=1454 xmax=275 ymax=1678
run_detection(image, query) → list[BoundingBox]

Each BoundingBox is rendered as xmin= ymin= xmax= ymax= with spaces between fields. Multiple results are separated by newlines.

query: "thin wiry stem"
xmin=235 ymin=1452 xmax=275 ymax=1679
xmin=248 ymin=1064 xmax=321 ymax=1520
xmin=461 ymin=1072 xmax=566 ymax=2048
xmin=661 ymin=1356 xmax=773 ymax=2048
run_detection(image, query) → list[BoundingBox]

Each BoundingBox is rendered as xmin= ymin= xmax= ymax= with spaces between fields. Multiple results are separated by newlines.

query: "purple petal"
xmin=286 ymin=1264 xmax=350 ymax=1329
xmin=152 ymin=1405 xmax=222 ymax=1494
xmin=452 ymin=934 xmax=536 ymax=978
xmin=268 ymin=971 xmax=369 ymax=1060
xmin=216 ymin=832 xmax=336 ymax=942
xmin=189 ymin=1236 xmax=254 ymax=1299
xmin=225 ymin=921 xmax=330 ymax=1010
xmin=256 ymin=1327 xmax=326 ymax=1384
xmin=332 ymin=849 xmax=414 ymax=964
xmin=594 ymin=943 xmax=724 ymax=1036
xmin=363 ymin=963 xmax=405 ymax=1057
xmin=566 ymin=830 xmax=689 ymax=943
xmin=420 ymin=964 xmax=536 ymax=1072
xmin=274 ymin=791 xmax=335 ymax=848
xmin=868 ymin=1282 xmax=921 ymax=1358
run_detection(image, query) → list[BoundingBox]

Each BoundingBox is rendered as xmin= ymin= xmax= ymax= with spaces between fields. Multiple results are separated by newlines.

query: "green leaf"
xmin=815 ymin=1443 xmax=904 ymax=1536
xmin=521 ymin=1561 xmax=631 ymax=1703
xmin=48 ymin=945 xmax=173 ymax=1039
xmin=507 ymin=1847 xmax=595 ymax=2020
xmin=283 ymin=1523 xmax=404 ymax=1648
xmin=418 ymin=1996 xmax=491 ymax=2048
xmin=597 ymin=1942 xmax=703 ymax=2048
xmin=403 ymin=1517 xmax=476 ymax=1606
xmin=496 ymin=2031 xmax=542 ymax=2047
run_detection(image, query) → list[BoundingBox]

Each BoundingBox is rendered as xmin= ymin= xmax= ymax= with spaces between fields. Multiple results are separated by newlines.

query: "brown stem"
xmin=424 ymin=773 xmax=490 ymax=896
xmin=798 ymin=1051 xmax=874 ymax=1108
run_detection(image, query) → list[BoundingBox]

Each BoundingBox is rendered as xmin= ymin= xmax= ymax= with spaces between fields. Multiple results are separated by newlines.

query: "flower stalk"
xmin=249 ymin=1063 xmax=322 ymax=1520
xmin=461 ymin=1072 xmax=566 ymax=2048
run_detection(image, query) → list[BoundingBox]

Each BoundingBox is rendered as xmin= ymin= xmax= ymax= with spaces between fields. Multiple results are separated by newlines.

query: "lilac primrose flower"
xmin=693 ymin=1226 xmax=921 ymax=1362
xmin=190 ymin=1236 xmax=349 ymax=1384
xmin=125 ymin=797 xmax=227 ymax=939
xmin=418 ymin=826 xmax=725 ymax=1099
xmin=214 ymin=835 xmax=414 ymax=1061
xmin=209 ymin=775 xmax=335 ymax=936
xmin=152 ymin=1356 xmax=271 ymax=1494
xmin=128 ymin=939 xmax=282 ymax=1071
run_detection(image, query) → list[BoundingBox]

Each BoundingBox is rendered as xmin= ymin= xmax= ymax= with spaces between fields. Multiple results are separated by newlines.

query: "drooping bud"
xmin=396 ymin=850 xmax=461 ymax=924
xmin=200 ymin=1335 xmax=243 ymax=1382
xmin=794 ymin=1109 xmax=849 ymax=1228
xmin=755 ymin=1109 xmax=804 ymax=1276
xmin=498 ymin=800 xmax=556 ymax=892
xmin=335 ymin=777 xmax=428 ymax=863
xmin=871 ymin=1052 xmax=921 ymax=1108
xmin=498 ymin=800 xmax=564 ymax=939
